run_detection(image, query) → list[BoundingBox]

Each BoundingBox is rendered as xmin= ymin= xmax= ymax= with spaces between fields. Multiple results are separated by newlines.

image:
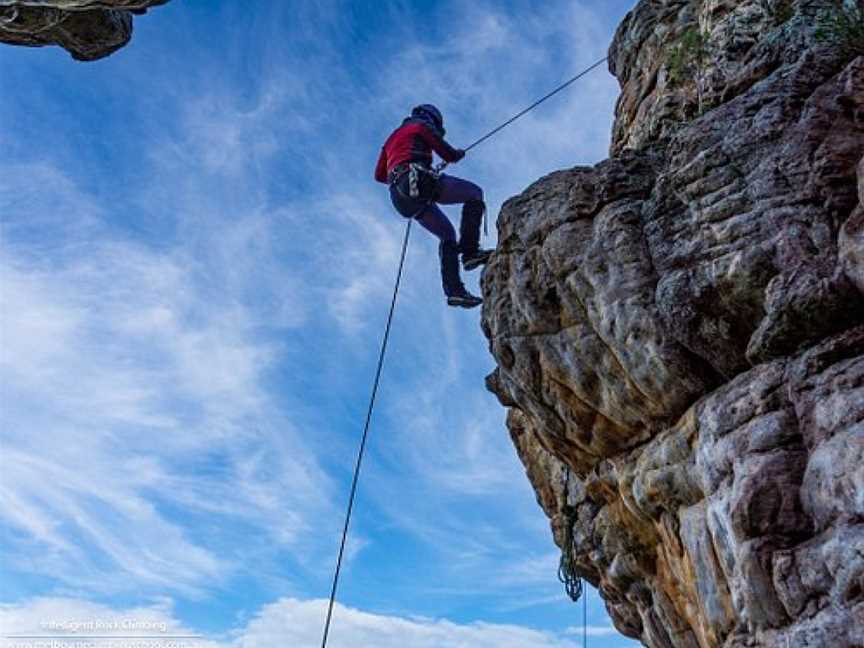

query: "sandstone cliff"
xmin=0 ymin=0 xmax=169 ymax=60
xmin=481 ymin=0 xmax=864 ymax=645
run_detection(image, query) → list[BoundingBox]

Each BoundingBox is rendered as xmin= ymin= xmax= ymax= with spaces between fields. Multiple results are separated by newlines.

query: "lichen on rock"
xmin=481 ymin=1 xmax=864 ymax=645
xmin=0 ymin=0 xmax=170 ymax=60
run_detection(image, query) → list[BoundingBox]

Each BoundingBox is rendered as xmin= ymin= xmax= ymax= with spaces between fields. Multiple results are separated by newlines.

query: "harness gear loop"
xmin=409 ymin=165 xmax=419 ymax=198
xmin=389 ymin=163 xmax=441 ymax=201
xmin=408 ymin=162 xmax=440 ymax=199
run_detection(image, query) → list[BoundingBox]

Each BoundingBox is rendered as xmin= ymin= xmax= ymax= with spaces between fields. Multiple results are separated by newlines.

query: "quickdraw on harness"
xmin=389 ymin=162 xmax=441 ymax=199
xmin=409 ymin=162 xmax=439 ymax=199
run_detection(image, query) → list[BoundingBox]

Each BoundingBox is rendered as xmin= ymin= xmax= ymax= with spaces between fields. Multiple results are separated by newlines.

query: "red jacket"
xmin=375 ymin=119 xmax=463 ymax=183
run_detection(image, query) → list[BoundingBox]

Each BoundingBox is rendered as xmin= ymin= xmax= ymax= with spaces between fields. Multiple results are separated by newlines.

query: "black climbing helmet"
xmin=412 ymin=104 xmax=444 ymax=133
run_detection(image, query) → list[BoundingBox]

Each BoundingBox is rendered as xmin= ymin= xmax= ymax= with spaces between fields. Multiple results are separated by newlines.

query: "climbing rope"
xmin=319 ymin=217 xmax=414 ymax=648
xmin=584 ymin=584 xmax=589 ymax=648
xmin=437 ymin=55 xmax=608 ymax=238
xmin=462 ymin=56 xmax=608 ymax=154
xmin=320 ymin=56 xmax=610 ymax=648
xmin=434 ymin=54 xmax=609 ymax=179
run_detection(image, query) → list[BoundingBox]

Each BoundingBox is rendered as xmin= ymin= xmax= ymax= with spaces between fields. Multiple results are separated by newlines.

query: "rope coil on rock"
xmin=558 ymin=465 xmax=588 ymax=646
xmin=558 ymin=465 xmax=585 ymax=604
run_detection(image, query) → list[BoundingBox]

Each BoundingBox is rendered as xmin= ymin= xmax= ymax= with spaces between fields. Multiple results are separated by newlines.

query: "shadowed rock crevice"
xmin=481 ymin=1 xmax=864 ymax=646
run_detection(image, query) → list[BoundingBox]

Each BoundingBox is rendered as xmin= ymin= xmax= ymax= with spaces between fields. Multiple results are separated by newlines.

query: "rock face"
xmin=481 ymin=0 xmax=864 ymax=645
xmin=0 ymin=0 xmax=169 ymax=60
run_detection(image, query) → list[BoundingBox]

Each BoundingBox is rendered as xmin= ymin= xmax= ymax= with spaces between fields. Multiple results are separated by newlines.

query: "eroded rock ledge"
xmin=481 ymin=1 xmax=864 ymax=645
xmin=0 ymin=0 xmax=170 ymax=60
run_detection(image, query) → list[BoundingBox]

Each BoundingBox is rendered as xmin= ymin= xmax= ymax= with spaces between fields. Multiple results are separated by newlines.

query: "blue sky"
xmin=0 ymin=1 xmax=640 ymax=646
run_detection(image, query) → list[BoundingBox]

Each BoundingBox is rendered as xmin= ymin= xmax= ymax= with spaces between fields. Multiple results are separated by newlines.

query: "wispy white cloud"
xmin=0 ymin=162 xmax=334 ymax=595
xmin=564 ymin=624 xmax=627 ymax=638
xmin=0 ymin=597 xmax=614 ymax=648
xmin=239 ymin=598 xmax=587 ymax=648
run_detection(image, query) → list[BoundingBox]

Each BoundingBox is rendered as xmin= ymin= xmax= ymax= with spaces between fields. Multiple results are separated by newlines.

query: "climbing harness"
xmin=320 ymin=56 xmax=609 ymax=648
xmin=389 ymin=162 xmax=441 ymax=200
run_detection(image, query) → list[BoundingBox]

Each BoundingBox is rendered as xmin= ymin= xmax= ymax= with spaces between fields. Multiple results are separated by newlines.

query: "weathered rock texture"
xmin=481 ymin=0 xmax=864 ymax=645
xmin=0 ymin=0 xmax=169 ymax=60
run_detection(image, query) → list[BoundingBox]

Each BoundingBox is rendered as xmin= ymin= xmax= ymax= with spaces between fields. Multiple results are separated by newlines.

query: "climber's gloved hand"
xmin=452 ymin=149 xmax=466 ymax=162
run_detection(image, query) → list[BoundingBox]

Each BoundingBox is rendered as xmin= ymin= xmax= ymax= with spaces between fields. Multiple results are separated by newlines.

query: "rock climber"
xmin=375 ymin=104 xmax=493 ymax=309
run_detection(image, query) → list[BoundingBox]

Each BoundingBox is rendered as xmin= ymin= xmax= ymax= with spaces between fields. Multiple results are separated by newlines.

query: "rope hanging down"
xmin=319 ymin=218 xmax=414 ymax=648
xmin=320 ymin=56 xmax=609 ymax=648
xmin=584 ymin=585 xmax=589 ymax=648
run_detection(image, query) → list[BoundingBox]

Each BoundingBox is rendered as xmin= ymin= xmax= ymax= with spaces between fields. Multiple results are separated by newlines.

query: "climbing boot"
xmin=459 ymin=199 xmax=493 ymax=271
xmin=440 ymin=240 xmax=482 ymax=309
xmin=447 ymin=288 xmax=483 ymax=309
xmin=462 ymin=249 xmax=493 ymax=271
